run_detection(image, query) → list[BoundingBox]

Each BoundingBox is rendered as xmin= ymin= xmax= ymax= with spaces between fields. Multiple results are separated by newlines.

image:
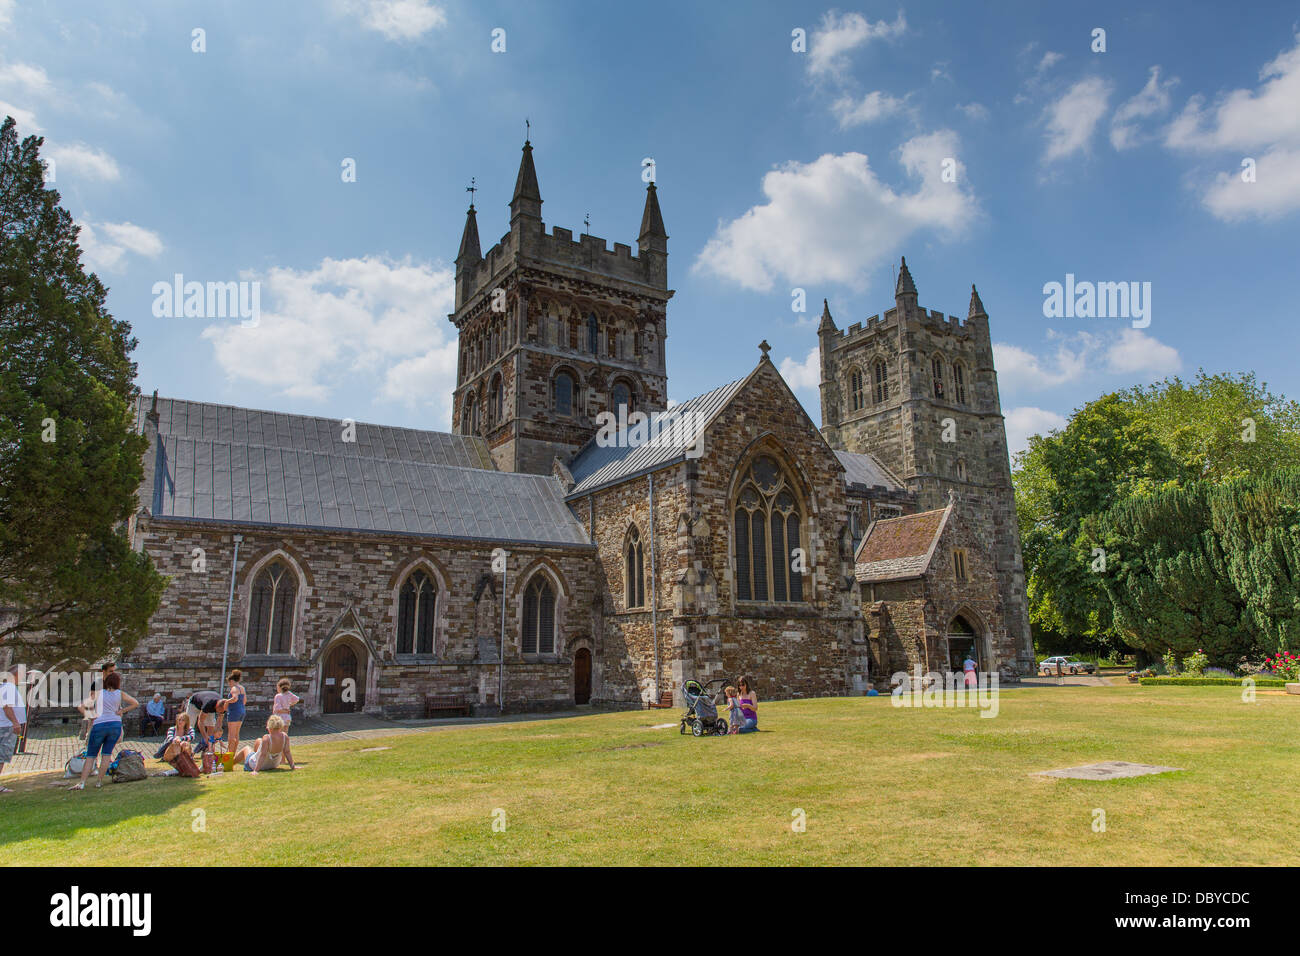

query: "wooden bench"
xmin=138 ymin=704 xmax=177 ymax=736
xmin=647 ymin=691 xmax=675 ymax=709
xmin=424 ymin=695 xmax=471 ymax=718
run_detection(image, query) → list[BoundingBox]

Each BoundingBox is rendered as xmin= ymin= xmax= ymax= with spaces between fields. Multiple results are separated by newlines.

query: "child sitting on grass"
xmin=724 ymin=685 xmax=743 ymax=735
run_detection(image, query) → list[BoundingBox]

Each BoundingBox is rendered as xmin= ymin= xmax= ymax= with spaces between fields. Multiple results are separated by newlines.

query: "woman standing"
xmin=735 ymin=675 xmax=759 ymax=733
xmin=223 ymin=670 xmax=247 ymax=755
xmin=70 ymin=672 xmax=137 ymax=790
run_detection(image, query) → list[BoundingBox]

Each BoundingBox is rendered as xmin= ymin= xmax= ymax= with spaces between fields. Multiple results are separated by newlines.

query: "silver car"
xmin=1038 ymin=656 xmax=1097 ymax=675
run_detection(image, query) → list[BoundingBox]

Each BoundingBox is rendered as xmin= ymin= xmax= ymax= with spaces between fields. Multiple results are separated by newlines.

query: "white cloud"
xmin=779 ymin=347 xmax=820 ymax=391
xmin=1163 ymin=34 xmax=1300 ymax=220
xmin=807 ymin=10 xmax=907 ymax=81
xmin=1103 ymin=328 xmax=1181 ymax=375
xmin=79 ymin=220 xmax=163 ymax=272
xmin=831 ymin=90 xmax=904 ymax=128
xmin=339 ymin=0 xmax=446 ymax=41
xmin=0 ymin=99 xmax=41 ymax=133
xmin=956 ymin=102 xmax=989 ymax=122
xmin=1005 ymin=406 xmax=1068 ymax=457
xmin=0 ymin=62 xmax=51 ymax=96
xmin=49 ymin=142 xmax=121 ymax=181
xmin=201 ymin=256 xmax=457 ymax=423
xmin=1110 ymin=66 xmax=1176 ymax=150
xmin=1036 ymin=51 xmax=1064 ymax=73
xmin=1042 ymin=76 xmax=1112 ymax=162
xmin=994 ymin=329 xmax=1181 ymax=392
xmin=692 ymin=131 xmax=976 ymax=293
xmin=0 ymin=0 xmax=14 ymax=27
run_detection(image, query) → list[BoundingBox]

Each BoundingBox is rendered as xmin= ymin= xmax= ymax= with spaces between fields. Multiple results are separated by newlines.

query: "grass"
xmin=4 ymin=683 xmax=1299 ymax=866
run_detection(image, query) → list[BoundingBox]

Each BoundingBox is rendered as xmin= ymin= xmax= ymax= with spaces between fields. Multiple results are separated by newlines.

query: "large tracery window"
xmin=522 ymin=576 xmax=556 ymax=654
xmin=625 ymin=527 xmax=645 ymax=608
xmin=849 ymin=368 xmax=864 ymax=411
xmin=397 ymin=569 xmax=437 ymax=655
xmin=248 ymin=560 xmax=296 ymax=655
xmin=733 ymin=455 xmax=805 ymax=603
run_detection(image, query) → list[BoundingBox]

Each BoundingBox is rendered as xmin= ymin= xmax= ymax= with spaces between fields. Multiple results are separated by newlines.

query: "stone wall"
xmin=125 ymin=518 xmax=598 ymax=717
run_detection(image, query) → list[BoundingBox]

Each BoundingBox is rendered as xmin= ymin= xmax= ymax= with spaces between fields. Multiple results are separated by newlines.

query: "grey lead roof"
xmin=139 ymin=396 xmax=591 ymax=547
xmin=835 ymin=450 xmax=904 ymax=492
xmin=567 ymin=377 xmax=749 ymax=497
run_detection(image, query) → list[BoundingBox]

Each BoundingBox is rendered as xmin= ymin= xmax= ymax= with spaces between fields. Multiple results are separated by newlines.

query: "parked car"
xmin=1038 ymin=656 xmax=1097 ymax=675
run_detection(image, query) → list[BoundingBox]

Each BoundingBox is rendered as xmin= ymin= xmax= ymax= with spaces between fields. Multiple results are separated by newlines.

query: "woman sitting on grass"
xmin=231 ymin=715 xmax=296 ymax=774
xmin=159 ymin=712 xmax=197 ymax=764
xmin=735 ymin=675 xmax=759 ymax=733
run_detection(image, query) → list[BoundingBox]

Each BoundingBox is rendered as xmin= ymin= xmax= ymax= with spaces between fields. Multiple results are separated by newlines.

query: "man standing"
xmin=0 ymin=671 xmax=24 ymax=793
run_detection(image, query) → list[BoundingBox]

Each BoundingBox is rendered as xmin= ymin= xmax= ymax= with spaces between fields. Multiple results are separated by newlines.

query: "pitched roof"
xmin=835 ymin=450 xmax=904 ymax=492
xmin=567 ymin=377 xmax=748 ymax=497
xmin=854 ymin=506 xmax=950 ymax=582
xmin=138 ymin=396 xmax=590 ymax=547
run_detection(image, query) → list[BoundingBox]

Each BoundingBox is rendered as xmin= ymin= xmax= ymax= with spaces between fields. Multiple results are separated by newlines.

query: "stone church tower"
xmin=818 ymin=258 xmax=1035 ymax=673
xmin=450 ymin=140 xmax=673 ymax=474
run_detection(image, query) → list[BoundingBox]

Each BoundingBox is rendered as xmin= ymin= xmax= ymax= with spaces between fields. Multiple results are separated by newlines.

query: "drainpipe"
xmin=649 ymin=473 xmax=659 ymax=702
xmin=499 ymin=551 xmax=508 ymax=713
xmin=219 ymin=534 xmax=243 ymax=689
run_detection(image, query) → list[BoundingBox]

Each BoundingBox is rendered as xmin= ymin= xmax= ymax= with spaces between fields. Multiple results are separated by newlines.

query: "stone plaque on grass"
xmin=1036 ymin=760 xmax=1182 ymax=780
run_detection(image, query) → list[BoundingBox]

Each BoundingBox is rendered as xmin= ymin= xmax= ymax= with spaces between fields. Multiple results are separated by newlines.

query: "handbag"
xmin=64 ymin=750 xmax=88 ymax=777
xmin=173 ymin=746 xmax=201 ymax=778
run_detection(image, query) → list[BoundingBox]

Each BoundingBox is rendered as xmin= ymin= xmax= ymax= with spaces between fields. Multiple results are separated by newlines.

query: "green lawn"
xmin=5 ymin=684 xmax=1297 ymax=865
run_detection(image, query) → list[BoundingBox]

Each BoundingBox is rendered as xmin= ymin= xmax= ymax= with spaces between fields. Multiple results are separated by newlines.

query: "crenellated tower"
xmin=450 ymin=140 xmax=673 ymax=474
xmin=819 ymin=257 xmax=1034 ymax=674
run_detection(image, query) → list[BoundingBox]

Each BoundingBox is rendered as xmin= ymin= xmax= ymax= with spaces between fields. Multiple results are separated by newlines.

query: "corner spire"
xmin=456 ymin=203 xmax=481 ymax=266
xmin=818 ymin=298 xmax=838 ymax=334
xmin=968 ymin=283 xmax=987 ymax=319
xmin=511 ymin=138 xmax=542 ymax=215
xmin=638 ymin=181 xmax=667 ymax=244
xmin=895 ymin=256 xmax=917 ymax=298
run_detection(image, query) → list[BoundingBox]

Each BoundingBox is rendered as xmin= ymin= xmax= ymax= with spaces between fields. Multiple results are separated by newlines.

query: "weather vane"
xmin=466 ymin=176 xmax=477 ymax=206
xmin=584 ymin=213 xmax=590 ymax=234
xmin=525 ymin=118 xmax=530 ymax=142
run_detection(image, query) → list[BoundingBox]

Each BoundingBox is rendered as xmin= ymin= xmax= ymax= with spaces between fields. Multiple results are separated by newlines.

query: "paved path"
xmin=1 ymin=708 xmax=592 ymax=779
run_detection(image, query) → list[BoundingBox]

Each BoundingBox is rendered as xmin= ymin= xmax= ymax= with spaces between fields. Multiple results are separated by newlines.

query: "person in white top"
xmin=71 ymin=671 xmax=138 ymax=791
xmin=231 ymin=714 xmax=297 ymax=775
xmin=0 ymin=672 xmax=24 ymax=793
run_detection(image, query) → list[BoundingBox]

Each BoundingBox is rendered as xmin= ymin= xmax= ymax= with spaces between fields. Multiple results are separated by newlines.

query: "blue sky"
xmin=3 ymin=0 xmax=1298 ymax=456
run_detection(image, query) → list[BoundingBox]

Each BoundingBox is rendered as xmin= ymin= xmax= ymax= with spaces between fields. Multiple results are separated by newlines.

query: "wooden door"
xmin=574 ymin=648 xmax=592 ymax=705
xmin=323 ymin=643 xmax=362 ymax=714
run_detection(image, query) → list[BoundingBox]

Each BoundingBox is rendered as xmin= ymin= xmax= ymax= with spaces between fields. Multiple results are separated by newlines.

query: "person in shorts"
xmin=186 ymin=690 xmax=224 ymax=753
xmin=70 ymin=671 xmax=138 ymax=791
xmin=0 ymin=671 xmax=24 ymax=792
xmin=272 ymin=678 xmax=301 ymax=733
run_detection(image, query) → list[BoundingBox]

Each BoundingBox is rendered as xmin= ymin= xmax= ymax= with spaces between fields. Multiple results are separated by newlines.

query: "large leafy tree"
xmin=1015 ymin=393 xmax=1187 ymax=651
xmin=0 ymin=116 xmax=164 ymax=663
xmin=1210 ymin=468 xmax=1300 ymax=654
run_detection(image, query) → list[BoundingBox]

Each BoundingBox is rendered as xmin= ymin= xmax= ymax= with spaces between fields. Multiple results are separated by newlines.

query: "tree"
xmin=1094 ymin=482 xmax=1258 ymax=665
xmin=1014 ymin=393 xmax=1187 ymax=651
xmin=1210 ymin=468 xmax=1300 ymax=654
xmin=0 ymin=116 xmax=165 ymax=663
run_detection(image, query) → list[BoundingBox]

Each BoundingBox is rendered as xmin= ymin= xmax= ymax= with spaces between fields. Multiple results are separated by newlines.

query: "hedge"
xmin=1138 ymin=676 xmax=1288 ymax=687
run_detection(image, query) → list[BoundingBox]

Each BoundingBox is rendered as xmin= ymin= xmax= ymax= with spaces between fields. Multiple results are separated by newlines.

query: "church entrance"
xmin=322 ymin=642 xmax=365 ymax=714
xmin=574 ymin=647 xmax=592 ymax=705
xmin=946 ymin=615 xmax=979 ymax=674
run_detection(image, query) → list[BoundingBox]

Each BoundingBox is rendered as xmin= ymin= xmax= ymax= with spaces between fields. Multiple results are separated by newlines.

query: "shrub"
xmin=1162 ymin=649 xmax=1180 ymax=676
xmin=1138 ymin=676 xmax=1287 ymax=687
xmin=1183 ymin=649 xmax=1209 ymax=677
xmin=1203 ymin=667 xmax=1236 ymax=679
xmin=1262 ymin=652 xmax=1300 ymax=682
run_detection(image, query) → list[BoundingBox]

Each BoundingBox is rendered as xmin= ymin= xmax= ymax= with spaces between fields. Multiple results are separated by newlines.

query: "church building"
xmin=120 ymin=141 xmax=1035 ymax=717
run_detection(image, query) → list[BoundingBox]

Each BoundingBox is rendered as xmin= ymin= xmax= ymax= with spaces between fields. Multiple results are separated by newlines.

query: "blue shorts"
xmin=226 ymin=703 xmax=245 ymax=722
xmin=86 ymin=721 xmax=122 ymax=758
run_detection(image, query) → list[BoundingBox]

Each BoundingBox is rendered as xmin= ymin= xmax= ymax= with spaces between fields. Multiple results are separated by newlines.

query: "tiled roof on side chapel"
xmin=121 ymin=143 xmax=1032 ymax=721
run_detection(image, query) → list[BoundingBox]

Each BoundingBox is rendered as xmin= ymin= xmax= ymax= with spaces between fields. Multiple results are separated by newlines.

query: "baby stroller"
xmin=679 ymin=679 xmax=729 ymax=737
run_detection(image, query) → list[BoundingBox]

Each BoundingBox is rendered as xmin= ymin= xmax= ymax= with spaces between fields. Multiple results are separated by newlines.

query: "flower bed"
xmin=1138 ymin=676 xmax=1287 ymax=687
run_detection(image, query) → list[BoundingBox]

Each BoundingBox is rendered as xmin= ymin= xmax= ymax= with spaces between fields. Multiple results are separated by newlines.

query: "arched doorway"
xmin=574 ymin=647 xmax=592 ymax=705
xmin=946 ymin=615 xmax=979 ymax=674
xmin=322 ymin=642 xmax=365 ymax=713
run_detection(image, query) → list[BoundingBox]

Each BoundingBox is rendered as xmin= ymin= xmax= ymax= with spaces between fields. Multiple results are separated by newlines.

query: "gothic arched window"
xmin=932 ymin=355 xmax=945 ymax=399
xmin=625 ymin=527 xmax=645 ymax=608
xmin=248 ymin=560 xmax=296 ymax=655
xmin=522 ymin=576 xmax=556 ymax=654
xmin=953 ymin=362 xmax=967 ymax=405
xmin=462 ymin=393 xmax=478 ymax=434
xmin=849 ymin=368 xmax=864 ymax=412
xmin=397 ymin=569 xmax=437 ymax=655
xmin=733 ymin=454 xmax=805 ymax=603
xmin=873 ymin=361 xmax=889 ymax=404
xmin=489 ymin=374 xmax=503 ymax=426
xmin=553 ymin=372 xmax=574 ymax=416
xmin=612 ymin=381 xmax=632 ymax=416
xmin=587 ymin=313 xmax=599 ymax=354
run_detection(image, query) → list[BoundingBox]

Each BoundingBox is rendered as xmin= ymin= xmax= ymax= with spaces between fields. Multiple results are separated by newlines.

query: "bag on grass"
xmin=172 ymin=746 xmax=201 ymax=778
xmin=109 ymin=749 xmax=147 ymax=783
xmin=64 ymin=750 xmax=88 ymax=777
